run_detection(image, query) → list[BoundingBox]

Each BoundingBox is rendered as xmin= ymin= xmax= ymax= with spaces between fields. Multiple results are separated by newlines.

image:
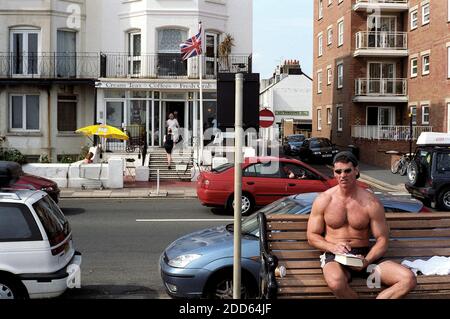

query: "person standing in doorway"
xmin=164 ymin=128 xmax=175 ymax=169
xmin=167 ymin=113 xmax=180 ymax=143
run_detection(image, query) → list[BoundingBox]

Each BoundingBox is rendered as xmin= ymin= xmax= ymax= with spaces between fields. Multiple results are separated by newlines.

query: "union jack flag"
xmin=180 ymin=24 xmax=202 ymax=60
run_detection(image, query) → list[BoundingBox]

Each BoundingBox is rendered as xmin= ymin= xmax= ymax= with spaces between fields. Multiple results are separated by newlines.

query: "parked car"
xmin=0 ymin=189 xmax=81 ymax=299
xmin=282 ymin=134 xmax=306 ymax=156
xmin=0 ymin=161 xmax=60 ymax=203
xmin=197 ymin=157 xmax=368 ymax=215
xmin=406 ymin=132 xmax=450 ymax=210
xmin=160 ymin=192 xmax=429 ymax=299
xmin=298 ymin=137 xmax=339 ymax=164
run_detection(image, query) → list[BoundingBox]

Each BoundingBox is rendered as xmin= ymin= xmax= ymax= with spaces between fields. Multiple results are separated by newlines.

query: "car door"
xmin=243 ymin=161 xmax=286 ymax=206
xmin=299 ymin=140 xmax=309 ymax=160
xmin=282 ymin=162 xmax=329 ymax=196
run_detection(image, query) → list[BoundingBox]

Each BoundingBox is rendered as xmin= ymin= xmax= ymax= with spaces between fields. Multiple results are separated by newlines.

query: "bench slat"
xmin=267 ymin=219 xmax=450 ymax=231
xmin=271 ymin=247 xmax=450 ymax=260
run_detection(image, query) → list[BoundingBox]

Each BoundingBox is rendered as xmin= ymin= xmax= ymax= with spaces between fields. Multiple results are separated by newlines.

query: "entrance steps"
xmin=148 ymin=148 xmax=194 ymax=181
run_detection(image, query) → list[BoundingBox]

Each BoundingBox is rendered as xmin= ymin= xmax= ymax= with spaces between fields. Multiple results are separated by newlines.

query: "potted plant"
xmin=218 ymin=33 xmax=235 ymax=72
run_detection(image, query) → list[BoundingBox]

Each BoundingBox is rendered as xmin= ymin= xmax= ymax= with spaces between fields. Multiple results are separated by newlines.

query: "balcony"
xmin=352 ymin=125 xmax=433 ymax=141
xmin=99 ymin=53 xmax=252 ymax=79
xmin=354 ymin=78 xmax=408 ymax=103
xmin=353 ymin=0 xmax=408 ymax=12
xmin=0 ymin=52 xmax=100 ymax=80
xmin=354 ymin=32 xmax=408 ymax=57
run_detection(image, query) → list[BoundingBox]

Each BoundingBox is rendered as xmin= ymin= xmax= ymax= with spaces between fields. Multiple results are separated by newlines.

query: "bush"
xmin=39 ymin=154 xmax=51 ymax=163
xmin=0 ymin=148 xmax=28 ymax=165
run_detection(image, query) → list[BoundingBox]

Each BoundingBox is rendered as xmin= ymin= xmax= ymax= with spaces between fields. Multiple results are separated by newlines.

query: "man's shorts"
xmin=320 ymin=247 xmax=382 ymax=279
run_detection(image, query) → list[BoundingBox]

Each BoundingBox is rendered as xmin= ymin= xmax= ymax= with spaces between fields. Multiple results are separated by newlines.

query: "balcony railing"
xmin=100 ymin=53 xmax=252 ymax=79
xmin=354 ymin=0 xmax=409 ymax=11
xmin=355 ymin=0 xmax=408 ymax=4
xmin=355 ymin=31 xmax=407 ymax=51
xmin=355 ymin=78 xmax=407 ymax=96
xmin=0 ymin=52 xmax=100 ymax=79
xmin=352 ymin=125 xmax=433 ymax=141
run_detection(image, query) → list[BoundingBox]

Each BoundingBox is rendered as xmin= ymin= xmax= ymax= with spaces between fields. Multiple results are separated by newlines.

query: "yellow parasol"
xmin=75 ymin=124 xmax=129 ymax=141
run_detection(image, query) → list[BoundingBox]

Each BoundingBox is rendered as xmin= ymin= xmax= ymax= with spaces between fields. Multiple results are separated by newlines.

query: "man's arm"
xmin=307 ymin=193 xmax=351 ymax=254
xmin=364 ymin=196 xmax=389 ymax=265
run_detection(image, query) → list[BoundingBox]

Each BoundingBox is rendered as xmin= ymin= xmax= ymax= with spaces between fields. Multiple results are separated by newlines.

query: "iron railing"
xmin=100 ymin=53 xmax=252 ymax=79
xmin=356 ymin=31 xmax=407 ymax=50
xmin=0 ymin=52 xmax=100 ymax=79
xmin=352 ymin=125 xmax=432 ymax=141
xmin=355 ymin=78 xmax=407 ymax=96
xmin=355 ymin=0 xmax=408 ymax=4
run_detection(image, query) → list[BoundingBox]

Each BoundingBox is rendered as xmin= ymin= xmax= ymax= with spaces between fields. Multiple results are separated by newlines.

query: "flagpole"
xmin=198 ymin=23 xmax=204 ymax=165
xmin=199 ymin=54 xmax=204 ymax=164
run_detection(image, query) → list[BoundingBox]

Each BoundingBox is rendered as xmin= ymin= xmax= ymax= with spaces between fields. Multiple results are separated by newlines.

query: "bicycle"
xmin=175 ymin=150 xmax=211 ymax=181
xmin=386 ymin=151 xmax=414 ymax=176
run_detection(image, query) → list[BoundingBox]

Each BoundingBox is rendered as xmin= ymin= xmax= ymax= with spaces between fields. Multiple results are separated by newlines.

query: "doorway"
xmin=165 ymin=101 xmax=185 ymax=134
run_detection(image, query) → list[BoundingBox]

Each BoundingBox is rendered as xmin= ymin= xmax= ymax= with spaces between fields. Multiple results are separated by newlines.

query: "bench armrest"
xmin=258 ymin=213 xmax=279 ymax=299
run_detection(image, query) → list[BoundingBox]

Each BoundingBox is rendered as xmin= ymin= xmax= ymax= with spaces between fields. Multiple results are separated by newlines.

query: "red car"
xmin=1 ymin=161 xmax=60 ymax=203
xmin=197 ymin=157 xmax=369 ymax=215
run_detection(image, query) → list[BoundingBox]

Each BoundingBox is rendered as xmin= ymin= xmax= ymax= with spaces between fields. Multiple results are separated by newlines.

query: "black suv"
xmin=405 ymin=146 xmax=450 ymax=210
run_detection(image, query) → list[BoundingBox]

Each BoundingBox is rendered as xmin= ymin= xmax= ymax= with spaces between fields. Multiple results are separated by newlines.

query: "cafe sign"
xmin=95 ymin=81 xmax=217 ymax=90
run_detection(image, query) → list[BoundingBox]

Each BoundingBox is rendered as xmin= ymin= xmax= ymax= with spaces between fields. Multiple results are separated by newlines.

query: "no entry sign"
xmin=260 ymin=109 xmax=275 ymax=128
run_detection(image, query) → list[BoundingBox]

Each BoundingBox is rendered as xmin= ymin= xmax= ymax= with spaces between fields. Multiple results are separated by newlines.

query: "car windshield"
xmin=212 ymin=163 xmax=234 ymax=173
xmin=288 ymin=135 xmax=305 ymax=142
xmin=240 ymin=197 xmax=310 ymax=237
xmin=310 ymin=139 xmax=332 ymax=148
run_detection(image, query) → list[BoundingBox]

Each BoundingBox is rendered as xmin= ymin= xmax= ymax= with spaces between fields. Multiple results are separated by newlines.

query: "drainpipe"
xmin=47 ymin=87 xmax=52 ymax=160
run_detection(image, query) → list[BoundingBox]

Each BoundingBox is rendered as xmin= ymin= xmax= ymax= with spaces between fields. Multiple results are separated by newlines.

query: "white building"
xmin=0 ymin=0 xmax=253 ymax=161
xmin=260 ymin=60 xmax=312 ymax=139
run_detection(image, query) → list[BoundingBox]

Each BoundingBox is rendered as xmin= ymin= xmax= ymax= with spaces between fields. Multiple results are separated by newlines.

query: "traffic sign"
xmin=259 ymin=109 xmax=275 ymax=128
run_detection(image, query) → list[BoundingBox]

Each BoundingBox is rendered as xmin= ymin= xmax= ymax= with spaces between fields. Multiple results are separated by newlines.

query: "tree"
xmin=218 ymin=33 xmax=235 ymax=72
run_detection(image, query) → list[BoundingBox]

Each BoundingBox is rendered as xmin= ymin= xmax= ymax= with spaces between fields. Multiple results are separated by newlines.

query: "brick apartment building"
xmin=312 ymin=0 xmax=450 ymax=168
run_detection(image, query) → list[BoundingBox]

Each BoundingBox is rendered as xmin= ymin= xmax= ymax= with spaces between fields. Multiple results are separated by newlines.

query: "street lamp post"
xmin=409 ymin=112 xmax=413 ymax=156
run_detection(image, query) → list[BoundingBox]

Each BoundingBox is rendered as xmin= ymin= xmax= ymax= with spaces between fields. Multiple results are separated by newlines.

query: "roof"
xmin=259 ymin=72 xmax=312 ymax=95
xmin=0 ymin=189 xmax=46 ymax=203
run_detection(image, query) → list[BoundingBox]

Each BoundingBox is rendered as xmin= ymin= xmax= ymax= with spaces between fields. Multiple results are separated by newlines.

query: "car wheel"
xmin=204 ymin=270 xmax=257 ymax=299
xmin=227 ymin=194 xmax=255 ymax=216
xmin=437 ymin=187 xmax=450 ymax=211
xmin=407 ymin=161 xmax=424 ymax=186
xmin=0 ymin=276 xmax=26 ymax=300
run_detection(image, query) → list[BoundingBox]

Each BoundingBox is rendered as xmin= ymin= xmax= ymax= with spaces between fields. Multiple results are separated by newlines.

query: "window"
xmin=318 ymin=33 xmax=323 ymax=56
xmin=158 ymin=29 xmax=188 ymax=76
xmin=327 ymin=108 xmax=332 ymax=124
xmin=205 ymin=33 xmax=219 ymax=76
xmin=338 ymin=20 xmax=344 ymax=47
xmin=318 ymin=0 xmax=323 ymax=19
xmin=0 ymin=204 xmax=41 ymax=242
xmin=10 ymin=28 xmax=40 ymax=76
xmin=327 ymin=67 xmax=332 ymax=85
xmin=422 ymin=105 xmax=430 ymax=124
xmin=57 ymin=30 xmax=76 ymax=77
xmin=337 ymin=63 xmax=343 ymax=89
xmin=411 ymin=10 xmax=418 ymax=30
xmin=327 ymin=27 xmax=333 ymax=45
xmin=243 ymin=163 xmax=281 ymax=178
xmin=448 ymin=46 xmax=450 ymax=79
xmin=58 ymin=95 xmax=77 ymax=132
xmin=337 ymin=106 xmax=343 ymax=132
xmin=10 ymin=95 xmax=40 ymax=131
xmin=422 ymin=3 xmax=430 ymax=25
xmin=128 ymin=31 xmax=141 ymax=75
xmin=410 ymin=106 xmax=417 ymax=125
xmin=422 ymin=54 xmax=430 ymax=75
xmin=317 ymin=71 xmax=322 ymax=93
xmin=411 ymin=58 xmax=418 ymax=77
xmin=317 ymin=109 xmax=322 ymax=130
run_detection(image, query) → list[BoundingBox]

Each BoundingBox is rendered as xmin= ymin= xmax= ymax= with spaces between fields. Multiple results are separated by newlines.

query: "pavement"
xmin=59 ymin=162 xmax=410 ymax=199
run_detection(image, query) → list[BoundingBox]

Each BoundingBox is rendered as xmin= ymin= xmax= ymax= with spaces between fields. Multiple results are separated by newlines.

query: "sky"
xmin=253 ymin=0 xmax=314 ymax=80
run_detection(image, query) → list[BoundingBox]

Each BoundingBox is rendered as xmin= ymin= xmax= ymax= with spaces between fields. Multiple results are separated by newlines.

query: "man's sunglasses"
xmin=334 ymin=168 xmax=353 ymax=175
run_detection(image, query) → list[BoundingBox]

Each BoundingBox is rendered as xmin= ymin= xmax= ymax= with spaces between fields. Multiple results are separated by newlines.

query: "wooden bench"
xmin=258 ymin=212 xmax=450 ymax=299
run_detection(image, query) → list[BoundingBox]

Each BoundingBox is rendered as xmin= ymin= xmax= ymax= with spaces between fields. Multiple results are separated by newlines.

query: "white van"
xmin=0 ymin=190 xmax=81 ymax=299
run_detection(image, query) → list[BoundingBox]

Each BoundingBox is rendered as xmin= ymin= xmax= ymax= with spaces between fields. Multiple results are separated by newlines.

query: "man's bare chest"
xmin=324 ymin=202 xmax=370 ymax=230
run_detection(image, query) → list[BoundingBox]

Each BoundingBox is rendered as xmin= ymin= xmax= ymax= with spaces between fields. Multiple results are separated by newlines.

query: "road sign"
xmin=260 ymin=109 xmax=275 ymax=128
